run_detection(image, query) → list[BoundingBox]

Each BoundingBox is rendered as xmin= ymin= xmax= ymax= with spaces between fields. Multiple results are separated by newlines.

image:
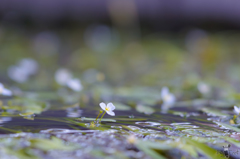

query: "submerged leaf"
xmin=136 ymin=140 xmax=167 ymax=159
xmin=185 ymin=138 xmax=223 ymax=159
xmin=112 ymin=102 xmax=131 ymax=110
xmin=30 ymin=137 xmax=77 ymax=151
xmin=19 ymin=112 xmax=35 ymax=116
xmin=216 ymin=122 xmax=240 ymax=132
xmin=136 ymin=104 xmax=155 ymax=114
xmin=201 ymin=108 xmax=228 ymax=117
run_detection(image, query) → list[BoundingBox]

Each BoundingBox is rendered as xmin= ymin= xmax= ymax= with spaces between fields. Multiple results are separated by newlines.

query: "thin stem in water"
xmin=95 ymin=111 xmax=102 ymax=122
xmin=99 ymin=111 xmax=106 ymax=123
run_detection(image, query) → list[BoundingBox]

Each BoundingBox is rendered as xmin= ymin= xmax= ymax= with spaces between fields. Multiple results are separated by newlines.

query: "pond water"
xmin=1 ymin=29 xmax=240 ymax=159
xmin=0 ymin=95 xmax=239 ymax=159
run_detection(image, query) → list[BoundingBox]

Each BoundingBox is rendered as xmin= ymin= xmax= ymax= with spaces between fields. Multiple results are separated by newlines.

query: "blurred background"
xmin=1 ymin=0 xmax=240 ymax=102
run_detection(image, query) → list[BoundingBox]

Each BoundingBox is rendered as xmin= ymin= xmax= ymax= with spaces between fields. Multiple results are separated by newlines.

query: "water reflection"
xmin=55 ymin=68 xmax=83 ymax=92
xmin=66 ymin=106 xmax=82 ymax=118
xmin=0 ymin=117 xmax=11 ymax=124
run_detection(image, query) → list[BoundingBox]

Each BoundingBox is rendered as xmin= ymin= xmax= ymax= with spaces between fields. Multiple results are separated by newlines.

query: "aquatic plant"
xmin=161 ymin=87 xmax=175 ymax=113
xmin=99 ymin=102 xmax=115 ymax=122
xmin=99 ymin=102 xmax=115 ymax=116
xmin=234 ymin=106 xmax=240 ymax=115
xmin=55 ymin=68 xmax=83 ymax=92
xmin=161 ymin=87 xmax=175 ymax=106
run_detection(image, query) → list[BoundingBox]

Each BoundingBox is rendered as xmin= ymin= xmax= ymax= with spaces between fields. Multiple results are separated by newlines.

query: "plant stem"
xmin=99 ymin=111 xmax=106 ymax=123
xmin=95 ymin=111 xmax=102 ymax=122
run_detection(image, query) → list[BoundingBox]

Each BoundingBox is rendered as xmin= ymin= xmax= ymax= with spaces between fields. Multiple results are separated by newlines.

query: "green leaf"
xmin=221 ymin=136 xmax=240 ymax=147
xmin=8 ymin=98 xmax=49 ymax=114
xmin=136 ymin=141 xmax=167 ymax=159
xmin=201 ymin=108 xmax=228 ymax=117
xmin=112 ymin=102 xmax=131 ymax=110
xmin=30 ymin=137 xmax=77 ymax=151
xmin=136 ymin=104 xmax=155 ymax=114
xmin=185 ymin=138 xmax=224 ymax=159
xmin=76 ymin=118 xmax=116 ymax=122
xmin=216 ymin=122 xmax=240 ymax=132
xmin=137 ymin=140 xmax=172 ymax=150
xmin=19 ymin=112 xmax=35 ymax=116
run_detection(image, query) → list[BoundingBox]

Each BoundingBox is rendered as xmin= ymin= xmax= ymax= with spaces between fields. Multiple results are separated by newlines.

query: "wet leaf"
xmin=221 ymin=136 xmax=240 ymax=147
xmin=112 ymin=102 xmax=131 ymax=110
xmin=30 ymin=137 xmax=78 ymax=151
xmin=136 ymin=104 xmax=155 ymax=114
xmin=201 ymin=108 xmax=228 ymax=117
xmin=185 ymin=138 xmax=223 ymax=159
xmin=136 ymin=141 xmax=167 ymax=159
xmin=217 ymin=122 xmax=240 ymax=132
xmin=19 ymin=112 xmax=35 ymax=116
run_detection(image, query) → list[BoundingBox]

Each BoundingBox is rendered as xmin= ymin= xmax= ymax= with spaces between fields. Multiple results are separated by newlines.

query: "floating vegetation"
xmin=1 ymin=28 xmax=240 ymax=159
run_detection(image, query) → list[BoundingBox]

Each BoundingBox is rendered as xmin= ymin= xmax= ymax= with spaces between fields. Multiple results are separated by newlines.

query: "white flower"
xmin=18 ymin=58 xmax=38 ymax=75
xmin=55 ymin=68 xmax=83 ymax=92
xmin=127 ymin=134 xmax=136 ymax=144
xmin=197 ymin=82 xmax=210 ymax=94
xmin=55 ymin=68 xmax=73 ymax=86
xmin=8 ymin=58 xmax=38 ymax=83
xmin=8 ymin=66 xmax=29 ymax=83
xmin=66 ymin=78 xmax=83 ymax=92
xmin=99 ymin=102 xmax=115 ymax=116
xmin=234 ymin=106 xmax=240 ymax=115
xmin=0 ymin=83 xmax=12 ymax=96
xmin=161 ymin=87 xmax=175 ymax=106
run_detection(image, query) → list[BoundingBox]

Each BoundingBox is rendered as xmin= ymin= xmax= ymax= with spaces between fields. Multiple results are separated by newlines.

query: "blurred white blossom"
xmin=19 ymin=58 xmax=38 ymax=75
xmin=197 ymin=82 xmax=211 ymax=95
xmin=55 ymin=68 xmax=83 ymax=92
xmin=161 ymin=87 xmax=175 ymax=113
xmin=55 ymin=68 xmax=73 ymax=86
xmin=161 ymin=87 xmax=175 ymax=106
xmin=8 ymin=58 xmax=38 ymax=83
xmin=127 ymin=134 xmax=136 ymax=144
xmin=0 ymin=83 xmax=12 ymax=96
xmin=234 ymin=106 xmax=240 ymax=115
xmin=67 ymin=78 xmax=83 ymax=92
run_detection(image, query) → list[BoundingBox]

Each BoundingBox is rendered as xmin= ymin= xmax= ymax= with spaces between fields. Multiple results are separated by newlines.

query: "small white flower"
xmin=127 ymin=134 xmax=136 ymax=144
xmin=234 ymin=106 xmax=240 ymax=115
xmin=8 ymin=58 xmax=38 ymax=83
xmin=67 ymin=78 xmax=83 ymax=92
xmin=8 ymin=66 xmax=29 ymax=83
xmin=99 ymin=102 xmax=115 ymax=116
xmin=55 ymin=68 xmax=73 ymax=86
xmin=161 ymin=87 xmax=175 ymax=106
xmin=0 ymin=83 xmax=12 ymax=96
xmin=18 ymin=58 xmax=39 ymax=75
xmin=197 ymin=82 xmax=210 ymax=94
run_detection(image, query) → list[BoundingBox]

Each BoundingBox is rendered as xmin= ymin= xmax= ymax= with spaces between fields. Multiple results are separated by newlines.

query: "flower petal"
xmin=2 ymin=89 xmax=12 ymax=96
xmin=106 ymin=111 xmax=115 ymax=116
xmin=99 ymin=102 xmax=106 ymax=110
xmin=0 ymin=83 xmax=3 ymax=89
xmin=161 ymin=87 xmax=169 ymax=98
xmin=234 ymin=106 xmax=240 ymax=114
xmin=67 ymin=78 xmax=82 ymax=92
xmin=162 ymin=93 xmax=175 ymax=105
xmin=107 ymin=103 xmax=115 ymax=111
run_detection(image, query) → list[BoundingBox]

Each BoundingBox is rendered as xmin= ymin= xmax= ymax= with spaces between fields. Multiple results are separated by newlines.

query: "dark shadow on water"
xmin=0 ymin=107 xmax=221 ymax=134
